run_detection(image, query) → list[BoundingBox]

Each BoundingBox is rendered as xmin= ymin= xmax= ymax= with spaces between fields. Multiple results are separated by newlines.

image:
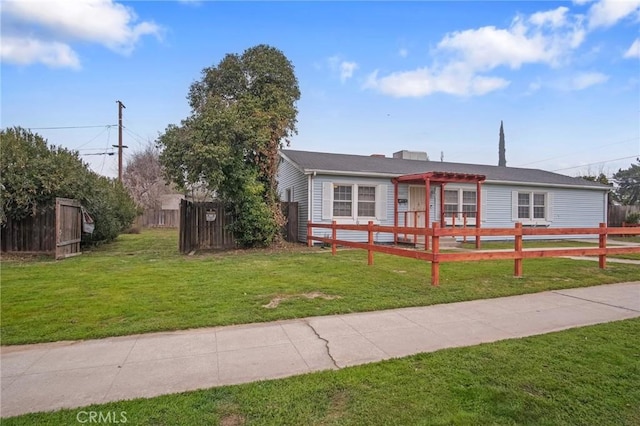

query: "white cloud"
xmin=570 ymin=71 xmax=609 ymax=89
xmin=364 ymin=64 xmax=510 ymax=97
xmin=530 ymin=6 xmax=570 ymax=28
xmin=399 ymin=48 xmax=409 ymax=58
xmin=0 ymin=36 xmax=80 ymax=69
xmin=339 ymin=61 xmax=358 ymax=82
xmin=1 ymin=0 xmax=161 ymax=68
xmin=437 ymin=12 xmax=586 ymax=71
xmin=624 ymin=38 xmax=640 ymax=59
xmin=587 ymin=0 xmax=640 ymax=29
xmin=327 ymin=56 xmax=358 ymax=82
xmin=366 ymin=7 xmax=586 ymax=98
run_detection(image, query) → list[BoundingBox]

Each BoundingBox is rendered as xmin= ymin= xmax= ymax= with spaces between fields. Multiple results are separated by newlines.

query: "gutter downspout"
xmin=307 ymin=172 xmax=315 ymax=242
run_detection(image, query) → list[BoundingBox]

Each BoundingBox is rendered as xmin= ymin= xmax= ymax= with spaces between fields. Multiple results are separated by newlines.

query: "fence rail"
xmin=307 ymin=221 xmax=640 ymax=286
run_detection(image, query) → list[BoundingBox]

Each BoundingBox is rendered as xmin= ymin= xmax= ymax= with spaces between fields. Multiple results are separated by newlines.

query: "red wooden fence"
xmin=307 ymin=221 xmax=640 ymax=286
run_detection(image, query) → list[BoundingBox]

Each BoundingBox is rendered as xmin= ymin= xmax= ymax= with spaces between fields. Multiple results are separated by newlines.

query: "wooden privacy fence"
xmin=608 ymin=205 xmax=640 ymax=227
xmin=281 ymin=202 xmax=298 ymax=243
xmin=1 ymin=198 xmax=83 ymax=259
xmin=179 ymin=201 xmax=299 ymax=253
xmin=179 ymin=200 xmax=236 ymax=253
xmin=307 ymin=221 xmax=640 ymax=286
xmin=136 ymin=209 xmax=180 ymax=228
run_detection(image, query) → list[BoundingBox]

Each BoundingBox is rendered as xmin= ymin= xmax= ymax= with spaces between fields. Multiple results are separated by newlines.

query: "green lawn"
xmin=5 ymin=319 xmax=639 ymax=425
xmin=1 ymin=229 xmax=639 ymax=345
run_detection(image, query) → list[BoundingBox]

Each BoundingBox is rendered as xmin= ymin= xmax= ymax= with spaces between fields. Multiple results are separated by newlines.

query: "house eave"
xmin=485 ymin=179 xmax=611 ymax=191
xmin=301 ymin=169 xmax=400 ymax=178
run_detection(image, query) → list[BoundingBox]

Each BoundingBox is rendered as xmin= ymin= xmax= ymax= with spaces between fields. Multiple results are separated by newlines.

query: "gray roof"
xmin=280 ymin=149 xmax=611 ymax=190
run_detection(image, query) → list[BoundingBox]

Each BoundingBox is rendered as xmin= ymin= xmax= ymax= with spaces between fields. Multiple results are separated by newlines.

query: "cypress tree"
xmin=498 ymin=121 xmax=507 ymax=167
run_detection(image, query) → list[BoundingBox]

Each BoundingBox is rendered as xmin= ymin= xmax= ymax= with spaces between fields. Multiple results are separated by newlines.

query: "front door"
xmin=409 ymin=186 xmax=427 ymax=244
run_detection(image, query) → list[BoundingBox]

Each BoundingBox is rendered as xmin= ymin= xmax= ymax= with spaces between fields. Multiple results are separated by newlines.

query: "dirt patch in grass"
xmin=220 ymin=413 xmax=245 ymax=426
xmin=263 ymin=292 xmax=341 ymax=309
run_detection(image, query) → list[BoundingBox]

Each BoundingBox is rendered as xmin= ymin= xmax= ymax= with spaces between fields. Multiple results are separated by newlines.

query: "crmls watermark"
xmin=76 ymin=411 xmax=127 ymax=424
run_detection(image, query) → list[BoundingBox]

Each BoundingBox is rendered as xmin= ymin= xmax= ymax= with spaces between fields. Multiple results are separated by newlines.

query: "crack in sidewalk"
xmin=304 ymin=321 xmax=339 ymax=369
xmin=552 ymin=291 xmax=640 ymax=313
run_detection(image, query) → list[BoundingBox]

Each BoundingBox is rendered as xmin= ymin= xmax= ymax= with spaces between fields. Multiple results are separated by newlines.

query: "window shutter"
xmin=322 ymin=182 xmax=333 ymax=220
xmin=481 ymin=189 xmax=487 ymax=222
xmin=511 ymin=191 xmax=519 ymax=221
xmin=376 ymin=185 xmax=388 ymax=220
xmin=546 ymin=192 xmax=554 ymax=221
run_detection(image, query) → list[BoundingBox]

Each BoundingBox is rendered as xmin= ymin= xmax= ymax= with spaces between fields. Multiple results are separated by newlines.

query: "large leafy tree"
xmin=612 ymin=159 xmax=640 ymax=205
xmin=159 ymin=44 xmax=300 ymax=247
xmin=1 ymin=127 xmax=137 ymax=244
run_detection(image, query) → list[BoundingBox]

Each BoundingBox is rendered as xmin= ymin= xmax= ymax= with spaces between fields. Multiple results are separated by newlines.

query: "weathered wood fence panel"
xmin=1 ymin=208 xmax=56 ymax=253
xmin=136 ymin=209 xmax=180 ymax=228
xmin=55 ymin=198 xmax=82 ymax=259
xmin=179 ymin=200 xmax=236 ymax=253
xmin=179 ymin=201 xmax=299 ymax=253
xmin=282 ymin=202 xmax=298 ymax=243
xmin=1 ymin=198 xmax=82 ymax=259
xmin=608 ymin=205 xmax=640 ymax=226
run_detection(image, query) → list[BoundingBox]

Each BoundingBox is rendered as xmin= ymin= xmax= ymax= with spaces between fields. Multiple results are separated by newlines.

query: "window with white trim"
xmin=462 ymin=190 xmax=477 ymax=218
xmin=357 ymin=186 xmax=376 ymax=217
xmin=444 ymin=190 xmax=458 ymax=218
xmin=322 ymin=182 xmax=388 ymax=222
xmin=513 ymin=191 xmax=551 ymax=222
xmin=333 ymin=185 xmax=352 ymax=217
xmin=444 ymin=188 xmax=476 ymax=219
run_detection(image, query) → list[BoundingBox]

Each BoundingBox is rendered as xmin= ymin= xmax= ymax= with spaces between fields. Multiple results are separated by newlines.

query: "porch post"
xmin=440 ymin=183 xmax=445 ymax=227
xmin=393 ymin=178 xmax=399 ymax=244
xmin=476 ymin=180 xmax=482 ymax=249
xmin=425 ymin=178 xmax=431 ymax=251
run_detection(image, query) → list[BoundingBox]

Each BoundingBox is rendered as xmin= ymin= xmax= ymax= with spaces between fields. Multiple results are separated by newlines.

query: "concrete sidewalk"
xmin=2 ymin=282 xmax=639 ymax=418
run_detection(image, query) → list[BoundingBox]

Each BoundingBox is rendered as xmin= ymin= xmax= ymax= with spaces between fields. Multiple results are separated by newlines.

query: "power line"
xmin=551 ymin=155 xmax=639 ymax=172
xmin=83 ymin=152 xmax=115 ymax=156
xmin=74 ymin=126 xmax=112 ymax=151
xmin=100 ymin=126 xmax=112 ymax=175
xmin=122 ymin=127 xmax=147 ymax=149
xmin=515 ymin=136 xmax=640 ymax=167
xmin=26 ymin=125 xmax=116 ymax=130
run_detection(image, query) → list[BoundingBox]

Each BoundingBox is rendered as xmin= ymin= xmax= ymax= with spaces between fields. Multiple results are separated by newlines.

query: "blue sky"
xmin=2 ymin=0 xmax=639 ymax=179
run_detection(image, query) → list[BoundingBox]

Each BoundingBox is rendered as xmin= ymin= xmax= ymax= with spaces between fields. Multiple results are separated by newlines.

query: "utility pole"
xmin=114 ymin=100 xmax=127 ymax=181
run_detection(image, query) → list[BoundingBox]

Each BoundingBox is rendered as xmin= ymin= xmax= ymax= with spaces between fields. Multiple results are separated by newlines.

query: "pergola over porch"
xmin=391 ymin=171 xmax=486 ymax=249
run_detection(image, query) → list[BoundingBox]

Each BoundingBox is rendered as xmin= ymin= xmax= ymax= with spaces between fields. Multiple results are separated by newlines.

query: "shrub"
xmin=625 ymin=212 xmax=640 ymax=225
xmin=1 ymin=127 xmax=137 ymax=246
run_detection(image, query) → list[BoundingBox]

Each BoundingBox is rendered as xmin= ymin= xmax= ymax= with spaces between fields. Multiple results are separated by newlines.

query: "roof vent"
xmin=393 ymin=150 xmax=429 ymax=161
xmin=370 ymin=154 xmax=386 ymax=158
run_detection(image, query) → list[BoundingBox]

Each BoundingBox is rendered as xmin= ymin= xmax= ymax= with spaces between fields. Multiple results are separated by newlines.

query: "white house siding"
xmin=308 ymin=179 xmax=607 ymax=243
xmin=310 ymin=175 xmax=396 ymax=243
xmin=276 ymin=157 xmax=309 ymax=242
xmin=481 ymin=183 xmax=608 ymax=240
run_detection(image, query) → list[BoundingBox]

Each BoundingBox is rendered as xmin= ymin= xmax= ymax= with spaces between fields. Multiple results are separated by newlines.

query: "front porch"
xmin=392 ymin=171 xmax=486 ymax=249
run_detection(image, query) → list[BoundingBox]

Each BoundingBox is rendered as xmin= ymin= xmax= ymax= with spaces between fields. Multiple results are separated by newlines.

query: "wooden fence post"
xmin=599 ymin=222 xmax=606 ymax=269
xmin=332 ymin=220 xmax=337 ymax=256
xmin=414 ymin=211 xmax=418 ymax=245
xmin=307 ymin=221 xmax=312 ymax=247
xmin=463 ymin=214 xmax=467 ymax=243
xmin=431 ymin=221 xmax=440 ymax=286
xmin=514 ymin=222 xmax=523 ymax=277
xmin=368 ymin=220 xmax=374 ymax=265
